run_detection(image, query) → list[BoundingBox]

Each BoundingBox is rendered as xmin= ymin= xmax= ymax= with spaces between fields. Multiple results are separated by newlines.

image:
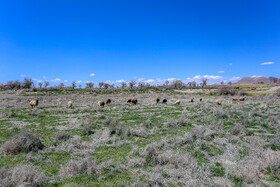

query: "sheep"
xmin=68 ymin=101 xmax=73 ymax=108
xmin=162 ymin=99 xmax=167 ymax=104
xmin=239 ymin=97 xmax=245 ymax=101
xmin=128 ymin=98 xmax=137 ymax=105
xmin=30 ymin=100 xmax=39 ymax=109
xmin=131 ymin=99 xmax=138 ymax=105
xmin=200 ymin=98 xmax=202 ymax=101
xmin=175 ymin=100 xmax=181 ymax=105
xmin=156 ymin=98 xmax=160 ymax=103
xmin=232 ymin=97 xmax=238 ymax=101
xmin=98 ymin=100 xmax=105 ymax=107
xmin=106 ymin=99 xmax=112 ymax=104
xmin=190 ymin=98 xmax=194 ymax=103
xmin=216 ymin=99 xmax=222 ymax=105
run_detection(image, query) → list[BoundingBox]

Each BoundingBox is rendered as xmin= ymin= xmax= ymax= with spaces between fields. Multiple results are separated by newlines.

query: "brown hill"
xmin=237 ymin=77 xmax=280 ymax=84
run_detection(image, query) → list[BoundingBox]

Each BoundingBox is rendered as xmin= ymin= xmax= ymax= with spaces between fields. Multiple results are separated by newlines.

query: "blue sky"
xmin=0 ymin=0 xmax=279 ymax=86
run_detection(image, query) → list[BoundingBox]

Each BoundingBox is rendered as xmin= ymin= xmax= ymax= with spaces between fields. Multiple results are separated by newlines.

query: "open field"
xmin=0 ymin=89 xmax=280 ymax=186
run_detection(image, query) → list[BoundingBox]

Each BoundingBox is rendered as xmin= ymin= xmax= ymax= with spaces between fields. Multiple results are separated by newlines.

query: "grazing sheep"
xmin=106 ymin=99 xmax=112 ymax=104
xmin=175 ymin=100 xmax=181 ymax=105
xmin=232 ymin=97 xmax=238 ymax=101
xmin=30 ymin=100 xmax=39 ymax=109
xmin=98 ymin=100 xmax=105 ymax=107
xmin=239 ymin=97 xmax=245 ymax=101
xmin=190 ymin=98 xmax=194 ymax=102
xmin=162 ymin=99 xmax=167 ymax=104
xmin=200 ymin=98 xmax=202 ymax=101
xmin=68 ymin=101 xmax=73 ymax=108
xmin=156 ymin=98 xmax=160 ymax=103
xmin=216 ymin=99 xmax=222 ymax=105
xmin=131 ymin=99 xmax=138 ymax=105
xmin=127 ymin=99 xmax=132 ymax=103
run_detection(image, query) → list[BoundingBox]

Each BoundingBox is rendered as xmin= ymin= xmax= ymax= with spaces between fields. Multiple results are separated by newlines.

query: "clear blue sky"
xmin=0 ymin=0 xmax=279 ymax=86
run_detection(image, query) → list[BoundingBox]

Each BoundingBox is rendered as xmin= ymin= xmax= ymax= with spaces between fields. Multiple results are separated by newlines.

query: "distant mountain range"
xmin=237 ymin=77 xmax=280 ymax=84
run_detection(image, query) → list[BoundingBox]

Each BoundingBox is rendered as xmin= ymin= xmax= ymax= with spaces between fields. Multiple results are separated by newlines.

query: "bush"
xmin=1 ymin=130 xmax=44 ymax=155
xmin=275 ymin=89 xmax=280 ymax=97
xmin=82 ymin=120 xmax=95 ymax=136
xmin=59 ymin=157 xmax=97 ymax=179
xmin=218 ymin=86 xmax=237 ymax=96
xmin=0 ymin=164 xmax=48 ymax=186
xmin=54 ymin=131 xmax=71 ymax=142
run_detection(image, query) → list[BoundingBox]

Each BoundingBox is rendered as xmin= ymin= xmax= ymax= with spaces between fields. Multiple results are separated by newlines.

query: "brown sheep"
xmin=200 ymin=98 xmax=202 ymax=101
xmin=216 ymin=99 xmax=222 ymax=105
xmin=156 ymin=98 xmax=160 ymax=103
xmin=131 ymin=99 xmax=138 ymax=105
xmin=162 ymin=99 xmax=167 ymax=104
xmin=106 ymin=99 xmax=112 ymax=104
xmin=98 ymin=100 xmax=105 ymax=107
xmin=127 ymin=99 xmax=132 ymax=103
xmin=68 ymin=101 xmax=73 ymax=108
xmin=239 ymin=97 xmax=245 ymax=101
xmin=190 ymin=98 xmax=194 ymax=103
xmin=30 ymin=100 xmax=39 ymax=109
xmin=232 ymin=97 xmax=238 ymax=101
xmin=175 ymin=100 xmax=181 ymax=105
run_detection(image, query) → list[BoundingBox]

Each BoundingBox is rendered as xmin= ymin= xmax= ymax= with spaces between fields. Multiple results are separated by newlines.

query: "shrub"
xmin=267 ymin=164 xmax=280 ymax=180
xmin=54 ymin=131 xmax=72 ymax=142
xmin=128 ymin=127 xmax=148 ymax=138
xmin=1 ymin=130 xmax=44 ymax=155
xmin=142 ymin=119 xmax=152 ymax=128
xmin=59 ymin=157 xmax=97 ymax=179
xmin=218 ymin=86 xmax=237 ymax=96
xmin=232 ymin=124 xmax=244 ymax=135
xmin=82 ymin=120 xmax=95 ymax=136
xmin=0 ymin=164 xmax=48 ymax=187
xmin=275 ymin=89 xmax=280 ymax=97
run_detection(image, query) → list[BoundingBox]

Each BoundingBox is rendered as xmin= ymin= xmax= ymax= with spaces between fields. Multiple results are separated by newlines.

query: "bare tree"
xmin=121 ymin=81 xmax=127 ymax=88
xmin=188 ymin=81 xmax=197 ymax=88
xmin=201 ymin=78 xmax=208 ymax=88
xmin=103 ymin=83 xmax=109 ymax=89
xmin=72 ymin=81 xmax=76 ymax=89
xmin=58 ymin=83 xmax=64 ymax=89
xmin=38 ymin=82 xmax=43 ymax=88
xmin=85 ymin=82 xmax=94 ymax=88
xmin=98 ymin=82 xmax=104 ymax=88
xmin=6 ymin=80 xmax=21 ymax=90
xmin=79 ymin=84 xmax=82 ymax=88
xmin=128 ymin=80 xmax=136 ymax=89
xmin=138 ymin=81 xmax=145 ymax=89
xmin=172 ymin=80 xmax=183 ymax=89
xmin=44 ymin=81 xmax=50 ymax=88
xmin=164 ymin=80 xmax=169 ymax=86
xmin=22 ymin=78 xmax=34 ymax=89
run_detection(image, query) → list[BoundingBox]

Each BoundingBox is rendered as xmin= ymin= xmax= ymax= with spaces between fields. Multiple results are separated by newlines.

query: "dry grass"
xmin=1 ymin=130 xmax=44 ymax=155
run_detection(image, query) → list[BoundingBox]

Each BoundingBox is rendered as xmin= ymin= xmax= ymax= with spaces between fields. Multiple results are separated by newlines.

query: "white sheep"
xmin=68 ymin=101 xmax=73 ymax=108
xmin=30 ymin=100 xmax=39 ymax=109
xmin=175 ymin=100 xmax=181 ymax=105
xmin=98 ymin=100 xmax=105 ymax=107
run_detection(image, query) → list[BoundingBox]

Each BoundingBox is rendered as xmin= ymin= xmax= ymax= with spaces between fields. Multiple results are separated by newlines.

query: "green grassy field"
xmin=0 ymin=94 xmax=280 ymax=186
